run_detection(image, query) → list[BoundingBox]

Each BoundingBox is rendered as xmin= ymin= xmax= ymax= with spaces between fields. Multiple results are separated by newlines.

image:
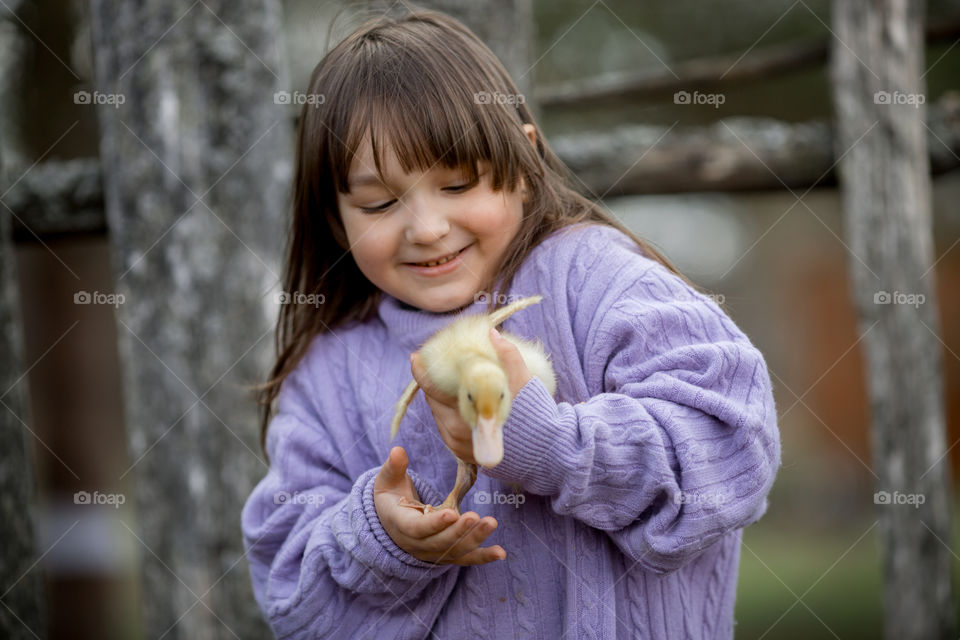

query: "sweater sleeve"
xmin=241 ymin=357 xmax=459 ymax=639
xmin=482 ymin=228 xmax=781 ymax=575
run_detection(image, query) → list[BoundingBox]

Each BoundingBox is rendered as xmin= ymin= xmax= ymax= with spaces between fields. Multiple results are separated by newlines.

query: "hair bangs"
xmin=328 ymin=32 xmax=526 ymax=196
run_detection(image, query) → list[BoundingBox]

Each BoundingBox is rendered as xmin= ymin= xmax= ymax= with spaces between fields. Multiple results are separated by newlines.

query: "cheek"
xmin=340 ymin=213 xmax=394 ymax=272
xmin=466 ymin=191 xmax=523 ymax=236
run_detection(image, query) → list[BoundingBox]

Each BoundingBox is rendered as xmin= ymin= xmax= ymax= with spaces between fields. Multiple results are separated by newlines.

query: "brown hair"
xmin=250 ymin=7 xmax=705 ymax=462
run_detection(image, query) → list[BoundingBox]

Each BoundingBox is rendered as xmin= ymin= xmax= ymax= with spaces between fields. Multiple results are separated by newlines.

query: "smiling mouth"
xmin=407 ymin=246 xmax=468 ymax=267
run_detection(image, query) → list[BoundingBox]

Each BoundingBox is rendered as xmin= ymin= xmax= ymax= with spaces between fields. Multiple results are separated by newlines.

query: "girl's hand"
xmin=411 ymin=328 xmax=532 ymax=464
xmin=373 ymin=446 xmax=505 ymax=565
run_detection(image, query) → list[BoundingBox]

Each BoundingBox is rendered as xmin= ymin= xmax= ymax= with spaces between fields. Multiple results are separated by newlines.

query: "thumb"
xmin=489 ymin=327 xmax=523 ymax=366
xmin=377 ymin=446 xmax=408 ymax=487
xmin=489 ymin=328 xmax=531 ymax=393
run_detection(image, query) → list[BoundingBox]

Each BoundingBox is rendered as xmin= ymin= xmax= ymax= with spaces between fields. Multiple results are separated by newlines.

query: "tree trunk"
xmin=831 ymin=1 xmax=956 ymax=639
xmin=89 ymin=0 xmax=291 ymax=637
xmin=0 ymin=185 xmax=46 ymax=640
xmin=0 ymin=0 xmax=48 ymax=637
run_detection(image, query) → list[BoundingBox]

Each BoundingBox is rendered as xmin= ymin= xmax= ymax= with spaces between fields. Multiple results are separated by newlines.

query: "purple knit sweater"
xmin=241 ymin=222 xmax=781 ymax=639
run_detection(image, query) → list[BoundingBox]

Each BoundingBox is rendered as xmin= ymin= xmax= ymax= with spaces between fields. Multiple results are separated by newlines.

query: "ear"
xmin=520 ymin=124 xmax=537 ymax=202
xmin=522 ymin=123 xmax=537 ymax=148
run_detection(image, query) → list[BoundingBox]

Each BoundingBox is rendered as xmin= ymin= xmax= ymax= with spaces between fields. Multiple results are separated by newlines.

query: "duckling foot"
xmin=395 ymin=459 xmax=478 ymax=517
xmin=397 ymin=496 xmax=457 ymax=516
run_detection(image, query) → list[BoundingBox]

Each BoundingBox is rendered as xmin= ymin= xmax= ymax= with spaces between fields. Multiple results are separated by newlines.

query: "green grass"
xmin=735 ymin=514 xmax=960 ymax=639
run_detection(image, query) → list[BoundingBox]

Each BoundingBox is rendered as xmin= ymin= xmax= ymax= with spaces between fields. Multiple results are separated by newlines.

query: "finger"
xmin=488 ymin=328 xmax=531 ymax=392
xmin=433 ymin=513 xmax=496 ymax=559
xmin=488 ymin=328 xmax=520 ymax=362
xmin=374 ymin=446 xmax=407 ymax=490
xmin=450 ymin=545 xmax=507 ymax=566
xmin=406 ymin=508 xmax=459 ymax=539
xmin=411 ymin=353 xmax=458 ymax=404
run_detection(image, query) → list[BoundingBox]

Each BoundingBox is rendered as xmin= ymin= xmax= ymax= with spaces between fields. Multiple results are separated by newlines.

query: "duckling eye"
xmin=467 ymin=393 xmax=473 ymax=403
xmin=500 ymin=392 xmax=504 ymax=399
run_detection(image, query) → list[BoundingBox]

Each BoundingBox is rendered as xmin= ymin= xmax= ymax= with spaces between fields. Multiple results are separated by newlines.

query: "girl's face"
xmin=338 ymin=127 xmax=535 ymax=313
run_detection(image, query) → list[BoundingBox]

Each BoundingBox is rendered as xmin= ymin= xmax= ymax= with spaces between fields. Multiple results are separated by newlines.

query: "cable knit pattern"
xmin=241 ymin=222 xmax=781 ymax=639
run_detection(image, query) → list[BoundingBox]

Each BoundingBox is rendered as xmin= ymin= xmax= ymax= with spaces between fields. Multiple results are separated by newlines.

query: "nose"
xmin=402 ymin=193 xmax=450 ymax=245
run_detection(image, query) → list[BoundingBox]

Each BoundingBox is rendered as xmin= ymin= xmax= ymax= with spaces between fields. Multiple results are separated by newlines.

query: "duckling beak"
xmin=473 ymin=414 xmax=503 ymax=467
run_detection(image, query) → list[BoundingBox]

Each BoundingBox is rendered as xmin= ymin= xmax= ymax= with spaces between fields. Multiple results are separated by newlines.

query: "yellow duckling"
xmin=390 ymin=295 xmax=557 ymax=514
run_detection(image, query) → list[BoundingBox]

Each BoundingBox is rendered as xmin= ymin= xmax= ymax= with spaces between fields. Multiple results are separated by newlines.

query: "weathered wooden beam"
xmin=552 ymin=92 xmax=960 ymax=196
xmin=4 ymin=158 xmax=105 ymax=241
xmin=831 ymin=1 xmax=955 ymax=639
xmin=538 ymin=18 xmax=960 ymax=108
xmin=89 ymin=0 xmax=290 ymax=637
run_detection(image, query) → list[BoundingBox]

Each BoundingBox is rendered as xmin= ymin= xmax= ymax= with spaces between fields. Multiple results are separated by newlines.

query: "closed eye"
xmin=443 ymin=177 xmax=479 ymax=193
xmin=358 ymin=176 xmax=478 ymax=212
xmin=359 ymin=200 xmax=396 ymax=214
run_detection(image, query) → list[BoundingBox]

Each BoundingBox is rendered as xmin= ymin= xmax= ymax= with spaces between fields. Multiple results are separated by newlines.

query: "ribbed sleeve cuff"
xmin=480 ymin=376 xmax=568 ymax=496
xmin=359 ymin=467 xmax=456 ymax=577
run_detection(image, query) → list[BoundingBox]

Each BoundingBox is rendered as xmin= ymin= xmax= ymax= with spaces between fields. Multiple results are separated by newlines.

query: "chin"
xmin=414 ymin=290 xmax=476 ymax=314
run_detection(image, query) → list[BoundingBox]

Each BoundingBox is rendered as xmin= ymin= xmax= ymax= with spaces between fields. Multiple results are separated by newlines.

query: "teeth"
xmin=415 ymin=248 xmax=461 ymax=267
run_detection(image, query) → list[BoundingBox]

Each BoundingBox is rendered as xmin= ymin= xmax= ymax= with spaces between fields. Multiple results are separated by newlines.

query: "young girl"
xmin=242 ymin=8 xmax=780 ymax=639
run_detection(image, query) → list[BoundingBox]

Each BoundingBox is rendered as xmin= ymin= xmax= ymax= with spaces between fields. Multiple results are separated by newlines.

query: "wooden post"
xmin=830 ymin=1 xmax=956 ymax=638
xmin=88 ymin=0 xmax=291 ymax=637
xmin=0 ymin=0 xmax=48 ymax=637
xmin=0 ymin=159 xmax=49 ymax=640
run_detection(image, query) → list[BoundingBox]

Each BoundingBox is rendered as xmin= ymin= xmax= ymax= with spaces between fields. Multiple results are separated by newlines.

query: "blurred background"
xmin=1 ymin=0 xmax=958 ymax=638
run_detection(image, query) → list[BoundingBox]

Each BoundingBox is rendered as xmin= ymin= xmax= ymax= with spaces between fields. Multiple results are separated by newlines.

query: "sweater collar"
xmin=377 ymin=292 xmax=491 ymax=352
